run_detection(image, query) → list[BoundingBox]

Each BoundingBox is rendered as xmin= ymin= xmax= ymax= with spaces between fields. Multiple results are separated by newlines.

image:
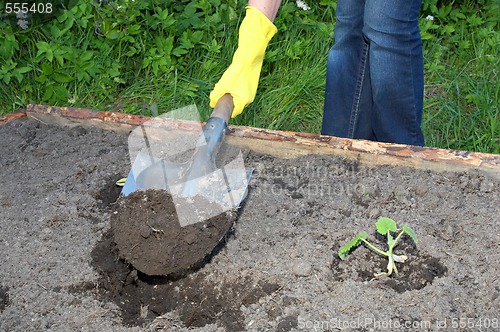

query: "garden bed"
xmin=0 ymin=107 xmax=499 ymax=331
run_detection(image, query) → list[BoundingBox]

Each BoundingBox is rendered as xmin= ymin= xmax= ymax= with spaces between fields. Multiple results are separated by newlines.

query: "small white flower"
xmin=17 ymin=19 xmax=29 ymax=30
xmin=296 ymin=0 xmax=310 ymax=11
xmin=425 ymin=15 xmax=434 ymax=21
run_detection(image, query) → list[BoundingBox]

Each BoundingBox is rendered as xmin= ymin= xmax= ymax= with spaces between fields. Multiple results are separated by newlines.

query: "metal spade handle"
xmin=179 ymin=94 xmax=235 ymax=196
xmin=202 ymin=93 xmax=234 ymax=158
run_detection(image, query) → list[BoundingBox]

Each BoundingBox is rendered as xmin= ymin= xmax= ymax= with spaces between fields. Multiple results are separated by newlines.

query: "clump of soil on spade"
xmin=110 ymin=189 xmax=237 ymax=276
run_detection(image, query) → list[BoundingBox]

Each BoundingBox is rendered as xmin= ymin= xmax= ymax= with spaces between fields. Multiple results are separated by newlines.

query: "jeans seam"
xmin=348 ymin=40 xmax=369 ymax=138
xmin=407 ymin=15 xmax=419 ymax=145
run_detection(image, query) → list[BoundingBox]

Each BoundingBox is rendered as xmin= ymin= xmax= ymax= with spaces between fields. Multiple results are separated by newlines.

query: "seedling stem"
xmin=338 ymin=217 xmax=418 ymax=277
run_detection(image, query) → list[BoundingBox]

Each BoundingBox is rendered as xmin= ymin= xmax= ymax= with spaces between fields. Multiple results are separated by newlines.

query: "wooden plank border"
xmin=0 ymin=111 xmax=27 ymax=126
xmin=2 ymin=104 xmax=496 ymax=180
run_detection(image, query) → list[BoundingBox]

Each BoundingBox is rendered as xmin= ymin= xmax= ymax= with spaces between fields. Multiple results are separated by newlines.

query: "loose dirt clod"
xmin=111 ymin=189 xmax=237 ymax=276
xmin=291 ymin=261 xmax=312 ymax=277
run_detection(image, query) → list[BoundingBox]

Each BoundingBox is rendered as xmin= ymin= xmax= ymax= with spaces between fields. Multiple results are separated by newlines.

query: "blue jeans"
xmin=322 ymin=0 xmax=425 ymax=146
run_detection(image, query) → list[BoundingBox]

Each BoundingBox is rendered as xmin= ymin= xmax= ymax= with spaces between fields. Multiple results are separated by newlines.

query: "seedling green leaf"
xmin=338 ymin=231 xmax=368 ymax=260
xmin=402 ymin=225 xmax=419 ymax=245
xmin=376 ymin=217 xmax=397 ymax=235
xmin=116 ymin=178 xmax=126 ymax=187
xmin=338 ymin=217 xmax=419 ymax=277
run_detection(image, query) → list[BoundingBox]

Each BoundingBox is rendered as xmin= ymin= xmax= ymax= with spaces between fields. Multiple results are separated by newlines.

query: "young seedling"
xmin=338 ymin=217 xmax=418 ymax=277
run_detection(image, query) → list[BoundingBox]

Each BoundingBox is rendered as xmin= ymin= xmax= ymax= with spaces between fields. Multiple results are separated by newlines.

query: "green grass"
xmin=0 ymin=0 xmax=498 ymax=153
xmin=421 ymin=3 xmax=500 ymax=153
xmin=238 ymin=24 xmax=331 ymax=132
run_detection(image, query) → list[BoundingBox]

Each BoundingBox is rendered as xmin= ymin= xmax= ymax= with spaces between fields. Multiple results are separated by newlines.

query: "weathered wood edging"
xmin=0 ymin=104 xmax=498 ymax=179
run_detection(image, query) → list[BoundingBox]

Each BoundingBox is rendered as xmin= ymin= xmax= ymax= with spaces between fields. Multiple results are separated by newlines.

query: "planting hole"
xmin=331 ymin=241 xmax=447 ymax=293
xmin=95 ymin=175 xmax=123 ymax=209
xmin=86 ymin=230 xmax=280 ymax=329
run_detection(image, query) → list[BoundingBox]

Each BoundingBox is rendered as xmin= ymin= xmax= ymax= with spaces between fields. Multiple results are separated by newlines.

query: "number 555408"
xmin=5 ymin=2 xmax=53 ymax=14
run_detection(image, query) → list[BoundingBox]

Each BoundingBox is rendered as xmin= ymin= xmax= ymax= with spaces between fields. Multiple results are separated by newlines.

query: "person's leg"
xmin=363 ymin=0 xmax=425 ymax=146
xmin=322 ymin=0 xmax=375 ymax=140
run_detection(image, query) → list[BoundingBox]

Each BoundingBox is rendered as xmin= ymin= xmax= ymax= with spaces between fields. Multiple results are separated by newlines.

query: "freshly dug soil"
xmin=0 ymin=117 xmax=499 ymax=332
xmin=111 ymin=189 xmax=236 ymax=276
xmin=90 ymin=229 xmax=280 ymax=330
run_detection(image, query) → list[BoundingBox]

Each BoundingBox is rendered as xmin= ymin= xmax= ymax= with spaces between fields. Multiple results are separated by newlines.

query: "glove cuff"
xmin=243 ymin=6 xmax=278 ymax=40
xmin=233 ymin=6 xmax=277 ymax=69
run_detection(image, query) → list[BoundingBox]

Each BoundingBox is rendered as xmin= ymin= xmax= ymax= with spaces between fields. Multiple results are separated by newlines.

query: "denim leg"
xmin=322 ymin=0 xmax=375 ymax=140
xmin=363 ymin=0 xmax=425 ymax=145
xmin=323 ymin=0 xmax=425 ymax=146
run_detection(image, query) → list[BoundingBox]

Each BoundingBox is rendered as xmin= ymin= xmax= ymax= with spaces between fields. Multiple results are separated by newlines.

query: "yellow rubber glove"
xmin=210 ymin=6 xmax=277 ymax=118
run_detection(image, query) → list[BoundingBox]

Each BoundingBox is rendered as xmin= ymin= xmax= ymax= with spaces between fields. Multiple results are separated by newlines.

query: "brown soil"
xmin=111 ymin=189 xmax=236 ymax=276
xmin=90 ymin=230 xmax=280 ymax=329
xmin=1 ymin=118 xmax=499 ymax=332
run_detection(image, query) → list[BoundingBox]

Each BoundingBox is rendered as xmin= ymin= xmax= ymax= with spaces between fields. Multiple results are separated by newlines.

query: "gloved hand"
xmin=210 ymin=6 xmax=277 ymax=118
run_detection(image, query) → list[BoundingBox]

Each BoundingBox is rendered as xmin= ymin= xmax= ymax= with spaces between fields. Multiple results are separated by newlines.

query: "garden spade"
xmin=113 ymin=94 xmax=252 ymax=276
xmin=120 ymin=94 xmax=251 ymax=225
